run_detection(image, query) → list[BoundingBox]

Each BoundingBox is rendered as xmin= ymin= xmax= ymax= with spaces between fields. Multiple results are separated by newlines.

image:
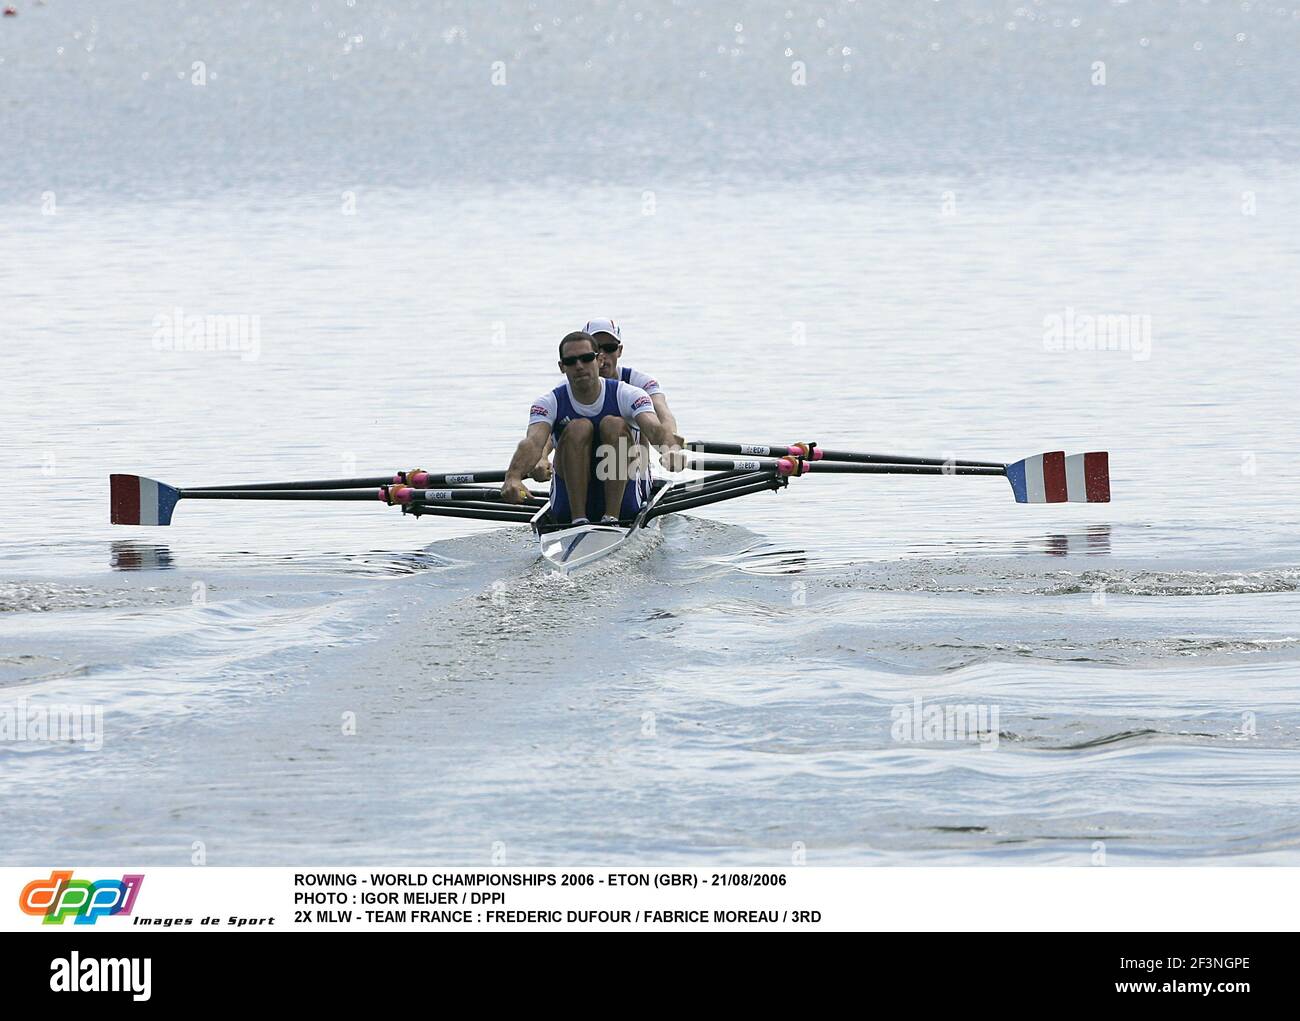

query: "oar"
xmin=684 ymin=456 xmax=1005 ymax=477
xmin=686 ymin=440 xmax=1005 ymax=469
xmin=684 ymin=446 xmax=1111 ymax=503
xmin=110 ymin=474 xmax=545 ymax=525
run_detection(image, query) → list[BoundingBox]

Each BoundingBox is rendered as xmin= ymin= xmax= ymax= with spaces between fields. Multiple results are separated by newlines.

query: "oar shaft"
xmin=814 ymin=448 xmax=1006 ymax=470
xmin=645 ymin=474 xmax=785 ymax=521
xmin=189 ymin=469 xmax=511 ymax=492
xmin=657 ymin=469 xmax=783 ymax=505
xmin=687 ymin=440 xmax=1005 ymax=470
xmin=180 ymin=486 xmax=549 ymax=506
xmin=189 ymin=477 xmax=398 ymax=492
xmin=407 ymin=499 xmax=541 ymax=514
xmin=179 ymin=488 xmax=386 ymax=501
xmin=390 ymin=487 xmax=546 ymax=504
xmin=401 ymin=504 xmax=537 ymax=524
xmin=686 ymin=441 xmax=798 ymax=459
xmin=685 ymin=458 xmax=789 ymax=473
xmin=800 ymin=462 xmax=1006 ymax=477
xmin=683 ymin=456 xmax=1005 ymax=477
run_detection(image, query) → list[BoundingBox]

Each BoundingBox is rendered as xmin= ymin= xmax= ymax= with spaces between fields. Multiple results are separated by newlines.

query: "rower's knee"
xmin=559 ymin=419 xmax=594 ymax=448
xmin=599 ymin=416 xmax=630 ymax=441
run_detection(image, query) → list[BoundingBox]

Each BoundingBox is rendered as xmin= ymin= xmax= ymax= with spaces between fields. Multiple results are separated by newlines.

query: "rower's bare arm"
xmin=533 ymin=436 xmax=555 ymax=482
xmin=649 ymin=394 xmax=684 ymax=467
xmin=650 ymin=394 xmax=680 ymax=444
xmin=503 ymin=422 xmax=552 ymax=502
xmin=634 ymin=411 xmax=685 ymax=451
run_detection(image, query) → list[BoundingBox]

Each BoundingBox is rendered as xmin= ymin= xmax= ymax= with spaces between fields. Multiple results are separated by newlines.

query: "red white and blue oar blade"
xmin=110 ymin=474 xmax=182 ymax=525
xmin=1006 ymin=452 xmax=1110 ymax=503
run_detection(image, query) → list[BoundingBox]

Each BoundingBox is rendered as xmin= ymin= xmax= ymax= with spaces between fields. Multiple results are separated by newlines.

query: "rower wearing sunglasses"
xmin=501 ymin=332 xmax=684 ymax=524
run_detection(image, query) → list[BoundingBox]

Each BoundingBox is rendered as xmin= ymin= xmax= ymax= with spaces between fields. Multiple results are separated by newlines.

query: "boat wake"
xmin=826 ymin=561 xmax=1300 ymax=597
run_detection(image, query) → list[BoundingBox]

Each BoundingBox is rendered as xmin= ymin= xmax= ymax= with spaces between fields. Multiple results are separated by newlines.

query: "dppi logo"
xmin=19 ymin=870 xmax=144 ymax=925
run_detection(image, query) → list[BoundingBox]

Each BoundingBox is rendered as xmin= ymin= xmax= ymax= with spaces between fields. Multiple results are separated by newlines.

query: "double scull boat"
xmin=109 ymin=441 xmax=1111 ymax=574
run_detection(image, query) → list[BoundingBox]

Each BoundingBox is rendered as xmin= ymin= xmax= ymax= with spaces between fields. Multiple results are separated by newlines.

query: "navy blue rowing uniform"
xmin=529 ymin=378 xmax=654 ymax=523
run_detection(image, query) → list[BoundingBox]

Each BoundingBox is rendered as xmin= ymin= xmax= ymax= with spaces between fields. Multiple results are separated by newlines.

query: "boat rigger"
xmin=109 ymin=440 xmax=1111 ymax=574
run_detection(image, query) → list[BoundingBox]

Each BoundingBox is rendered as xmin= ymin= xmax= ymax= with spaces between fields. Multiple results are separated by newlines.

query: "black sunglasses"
xmin=596 ymin=342 xmax=621 ymax=354
xmin=560 ymin=352 xmax=598 ymax=366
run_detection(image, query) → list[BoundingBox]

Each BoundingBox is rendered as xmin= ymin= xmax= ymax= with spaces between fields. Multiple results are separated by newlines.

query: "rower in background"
xmin=502 ymin=332 xmax=684 ymax=524
xmin=583 ymin=317 xmax=683 ymax=468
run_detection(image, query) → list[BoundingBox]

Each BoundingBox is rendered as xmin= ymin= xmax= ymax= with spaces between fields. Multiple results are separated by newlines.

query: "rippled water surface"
xmin=1 ymin=1 xmax=1298 ymax=864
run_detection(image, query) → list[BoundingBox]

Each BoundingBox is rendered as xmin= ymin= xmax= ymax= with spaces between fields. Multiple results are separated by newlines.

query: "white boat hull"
xmin=532 ymin=477 xmax=675 ymax=574
xmin=537 ymin=520 xmax=654 ymax=573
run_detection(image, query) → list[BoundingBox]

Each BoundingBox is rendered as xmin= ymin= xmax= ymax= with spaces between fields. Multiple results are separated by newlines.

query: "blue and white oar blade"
xmin=110 ymin=474 xmax=181 ymax=525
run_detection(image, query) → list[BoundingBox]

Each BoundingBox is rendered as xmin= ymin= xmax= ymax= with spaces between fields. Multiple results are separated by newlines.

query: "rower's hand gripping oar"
xmin=498 ymin=478 xmax=534 ymax=505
